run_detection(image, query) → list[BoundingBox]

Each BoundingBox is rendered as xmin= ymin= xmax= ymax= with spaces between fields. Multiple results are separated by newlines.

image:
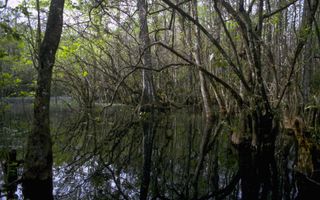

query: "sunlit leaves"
xmin=82 ymin=70 xmax=88 ymax=77
xmin=57 ymin=40 xmax=81 ymax=60
xmin=0 ymin=73 xmax=22 ymax=96
xmin=0 ymin=73 xmax=14 ymax=87
xmin=0 ymin=22 xmax=35 ymax=97
xmin=19 ymin=90 xmax=35 ymax=97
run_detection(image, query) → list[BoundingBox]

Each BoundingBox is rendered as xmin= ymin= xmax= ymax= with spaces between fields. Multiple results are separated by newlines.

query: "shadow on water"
xmin=1 ymin=98 xmax=320 ymax=199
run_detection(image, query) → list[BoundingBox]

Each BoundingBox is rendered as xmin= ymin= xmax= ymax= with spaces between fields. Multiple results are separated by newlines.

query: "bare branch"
xmin=162 ymin=0 xmax=251 ymax=91
xmin=263 ymin=0 xmax=299 ymax=19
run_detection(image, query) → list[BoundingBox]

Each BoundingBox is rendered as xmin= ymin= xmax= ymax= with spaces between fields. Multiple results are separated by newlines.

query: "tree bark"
xmin=191 ymin=1 xmax=215 ymax=198
xmin=22 ymin=0 xmax=64 ymax=199
xmin=137 ymin=1 xmax=157 ymax=200
xmin=302 ymin=0 xmax=316 ymax=105
xmin=138 ymin=0 xmax=156 ymax=107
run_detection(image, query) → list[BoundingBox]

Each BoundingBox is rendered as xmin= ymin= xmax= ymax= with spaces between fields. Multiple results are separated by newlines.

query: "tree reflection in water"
xmin=1 ymin=101 xmax=320 ymax=199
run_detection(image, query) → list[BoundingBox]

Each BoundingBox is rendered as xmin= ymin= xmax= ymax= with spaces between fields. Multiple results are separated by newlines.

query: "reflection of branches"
xmin=54 ymin=107 xmax=140 ymax=199
xmin=104 ymin=165 xmax=130 ymax=200
xmin=295 ymin=171 xmax=320 ymax=187
xmin=198 ymin=170 xmax=240 ymax=200
xmin=0 ymin=0 xmax=7 ymax=9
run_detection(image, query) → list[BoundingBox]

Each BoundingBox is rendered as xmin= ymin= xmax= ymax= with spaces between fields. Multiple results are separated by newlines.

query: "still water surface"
xmin=0 ymin=98 xmax=313 ymax=199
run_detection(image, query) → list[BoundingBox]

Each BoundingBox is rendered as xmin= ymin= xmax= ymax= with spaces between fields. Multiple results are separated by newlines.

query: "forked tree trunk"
xmin=22 ymin=0 xmax=64 ymax=199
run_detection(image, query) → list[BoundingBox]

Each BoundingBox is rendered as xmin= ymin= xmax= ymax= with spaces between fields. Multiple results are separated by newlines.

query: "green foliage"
xmin=82 ymin=70 xmax=88 ymax=77
xmin=0 ymin=19 xmax=36 ymax=97
xmin=0 ymin=73 xmax=17 ymax=87
xmin=19 ymin=90 xmax=35 ymax=97
xmin=57 ymin=40 xmax=81 ymax=60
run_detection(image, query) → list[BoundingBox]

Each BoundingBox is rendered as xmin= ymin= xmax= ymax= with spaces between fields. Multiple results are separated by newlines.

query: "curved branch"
xmin=154 ymin=41 xmax=246 ymax=107
xmin=263 ymin=0 xmax=299 ymax=19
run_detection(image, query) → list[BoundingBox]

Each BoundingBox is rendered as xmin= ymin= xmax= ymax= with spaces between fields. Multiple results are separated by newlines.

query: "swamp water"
xmin=0 ymin=98 xmax=318 ymax=199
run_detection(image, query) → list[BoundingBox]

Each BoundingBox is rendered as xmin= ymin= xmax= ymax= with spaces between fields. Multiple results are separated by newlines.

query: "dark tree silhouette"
xmin=22 ymin=0 xmax=65 ymax=199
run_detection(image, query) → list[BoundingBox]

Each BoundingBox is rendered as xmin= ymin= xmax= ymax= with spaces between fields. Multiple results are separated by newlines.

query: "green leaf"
xmin=15 ymin=78 xmax=22 ymax=84
xmin=82 ymin=70 xmax=88 ymax=77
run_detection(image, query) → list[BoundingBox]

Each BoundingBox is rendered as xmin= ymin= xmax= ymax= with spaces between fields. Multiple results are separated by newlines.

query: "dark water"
xmin=0 ymin=98 xmax=319 ymax=199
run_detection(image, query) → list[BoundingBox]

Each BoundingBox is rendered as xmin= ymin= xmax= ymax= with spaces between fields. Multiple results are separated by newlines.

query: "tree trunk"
xmin=138 ymin=0 xmax=156 ymax=107
xmin=302 ymin=0 xmax=315 ymax=105
xmin=22 ymin=0 xmax=64 ymax=199
xmin=137 ymin=1 xmax=157 ymax=199
xmin=191 ymin=1 xmax=215 ymax=198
